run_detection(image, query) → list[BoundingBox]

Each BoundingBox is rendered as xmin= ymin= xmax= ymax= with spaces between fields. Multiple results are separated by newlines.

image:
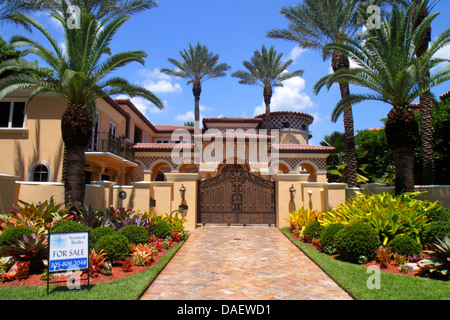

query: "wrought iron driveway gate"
xmin=198 ymin=169 xmax=276 ymax=225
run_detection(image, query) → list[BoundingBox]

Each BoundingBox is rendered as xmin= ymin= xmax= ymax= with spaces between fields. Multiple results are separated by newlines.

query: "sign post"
xmin=47 ymin=231 xmax=90 ymax=294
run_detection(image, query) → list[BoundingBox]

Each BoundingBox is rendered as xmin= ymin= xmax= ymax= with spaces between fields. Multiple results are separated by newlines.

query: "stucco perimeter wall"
xmin=347 ymin=183 xmax=450 ymax=208
xmin=1 ymin=173 xmax=349 ymax=231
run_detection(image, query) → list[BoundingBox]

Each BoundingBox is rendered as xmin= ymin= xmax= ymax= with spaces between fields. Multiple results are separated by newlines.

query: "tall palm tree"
xmin=0 ymin=0 xmax=46 ymax=30
xmin=0 ymin=1 xmax=163 ymax=208
xmin=40 ymin=0 xmax=158 ymax=20
xmin=231 ymin=45 xmax=304 ymax=135
xmin=393 ymin=0 xmax=439 ymax=185
xmin=267 ymin=0 xmax=365 ymax=188
xmin=161 ymin=43 xmax=231 ymax=131
xmin=314 ymin=3 xmax=450 ymax=194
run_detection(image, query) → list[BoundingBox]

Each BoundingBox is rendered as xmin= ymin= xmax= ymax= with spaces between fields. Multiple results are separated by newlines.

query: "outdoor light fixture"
xmin=289 ymin=184 xmax=296 ymax=201
xmin=180 ymin=184 xmax=186 ymax=201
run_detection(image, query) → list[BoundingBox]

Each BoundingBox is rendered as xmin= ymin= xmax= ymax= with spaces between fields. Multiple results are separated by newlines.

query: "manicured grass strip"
xmin=281 ymin=228 xmax=450 ymax=300
xmin=0 ymin=236 xmax=188 ymax=300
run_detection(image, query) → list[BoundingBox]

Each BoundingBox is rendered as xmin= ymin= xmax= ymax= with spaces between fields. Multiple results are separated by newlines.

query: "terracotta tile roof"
xmin=439 ymin=91 xmax=450 ymax=100
xmin=133 ymin=142 xmax=335 ymax=154
xmin=272 ymin=144 xmax=335 ymax=153
xmin=133 ymin=143 xmax=194 ymax=151
xmin=203 ymin=117 xmax=262 ymax=123
xmin=254 ymin=111 xmax=314 ymax=121
xmin=194 ymin=132 xmax=275 ymax=140
xmin=153 ymin=124 xmax=195 ymax=132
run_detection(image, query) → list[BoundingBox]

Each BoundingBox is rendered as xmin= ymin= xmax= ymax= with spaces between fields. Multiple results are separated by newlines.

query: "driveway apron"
xmin=140 ymin=226 xmax=353 ymax=300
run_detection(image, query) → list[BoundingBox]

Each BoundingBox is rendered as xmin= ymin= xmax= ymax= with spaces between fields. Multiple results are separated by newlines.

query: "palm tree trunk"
xmin=264 ymin=84 xmax=272 ymax=136
xmin=332 ymin=52 xmax=358 ymax=188
xmin=193 ymin=81 xmax=202 ymax=131
xmin=61 ymin=102 xmax=93 ymax=209
xmin=420 ymin=93 xmax=435 ymax=184
xmin=415 ymin=4 xmax=434 ymax=185
xmin=385 ymin=106 xmax=418 ymax=194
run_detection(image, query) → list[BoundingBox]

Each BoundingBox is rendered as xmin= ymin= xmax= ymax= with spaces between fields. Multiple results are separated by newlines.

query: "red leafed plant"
xmin=89 ymin=249 xmax=107 ymax=277
xmin=172 ymin=231 xmax=183 ymax=242
xmin=149 ymin=235 xmax=164 ymax=252
xmin=120 ymin=257 xmax=133 ymax=272
xmin=376 ymin=247 xmax=392 ymax=268
xmin=15 ymin=261 xmax=30 ymax=280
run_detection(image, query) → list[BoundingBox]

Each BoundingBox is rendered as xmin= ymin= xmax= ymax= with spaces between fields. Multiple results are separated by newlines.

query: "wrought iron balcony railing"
xmin=87 ymin=132 xmax=135 ymax=162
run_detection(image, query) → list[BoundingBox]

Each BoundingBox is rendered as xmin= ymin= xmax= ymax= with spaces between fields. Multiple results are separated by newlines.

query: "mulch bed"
xmin=0 ymin=242 xmax=177 ymax=287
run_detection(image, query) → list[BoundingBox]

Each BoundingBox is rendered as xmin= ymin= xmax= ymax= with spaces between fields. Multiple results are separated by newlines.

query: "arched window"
xmin=33 ymin=165 xmax=49 ymax=182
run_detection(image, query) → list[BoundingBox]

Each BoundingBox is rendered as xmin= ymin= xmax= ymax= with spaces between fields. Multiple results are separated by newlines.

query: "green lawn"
xmin=281 ymin=228 xmax=449 ymax=300
xmin=0 ymin=238 xmax=186 ymax=300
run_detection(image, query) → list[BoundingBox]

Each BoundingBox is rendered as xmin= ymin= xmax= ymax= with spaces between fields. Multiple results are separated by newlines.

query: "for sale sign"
xmin=48 ymin=232 xmax=89 ymax=272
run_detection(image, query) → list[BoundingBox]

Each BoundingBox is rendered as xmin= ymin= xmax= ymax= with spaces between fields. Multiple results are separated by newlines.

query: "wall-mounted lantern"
xmin=179 ymin=184 xmax=186 ymax=201
xmin=289 ymin=184 xmax=296 ymax=201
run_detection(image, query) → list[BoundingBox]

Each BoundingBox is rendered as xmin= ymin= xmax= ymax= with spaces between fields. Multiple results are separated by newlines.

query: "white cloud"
xmin=116 ymin=95 xmax=167 ymax=114
xmin=139 ymin=68 xmax=172 ymax=81
xmin=175 ymin=110 xmax=195 ymax=122
xmin=137 ymin=68 xmax=183 ymax=94
xmin=288 ymin=46 xmax=306 ymax=62
xmin=142 ymin=79 xmax=182 ymax=94
xmin=433 ymin=44 xmax=450 ymax=70
xmin=253 ymin=76 xmax=315 ymax=116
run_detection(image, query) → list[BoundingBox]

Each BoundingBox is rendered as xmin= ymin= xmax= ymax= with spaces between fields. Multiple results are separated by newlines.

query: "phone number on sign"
xmin=49 ymin=258 xmax=88 ymax=272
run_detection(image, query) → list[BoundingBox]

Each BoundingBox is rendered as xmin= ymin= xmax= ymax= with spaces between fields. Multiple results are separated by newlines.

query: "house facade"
xmin=0 ymin=90 xmax=347 ymax=230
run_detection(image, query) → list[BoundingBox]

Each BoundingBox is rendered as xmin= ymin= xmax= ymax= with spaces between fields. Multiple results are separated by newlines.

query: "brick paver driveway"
xmin=141 ymin=226 xmax=352 ymax=300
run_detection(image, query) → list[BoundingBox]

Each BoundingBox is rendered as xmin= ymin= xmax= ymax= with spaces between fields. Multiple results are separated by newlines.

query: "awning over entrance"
xmin=85 ymin=152 xmax=139 ymax=168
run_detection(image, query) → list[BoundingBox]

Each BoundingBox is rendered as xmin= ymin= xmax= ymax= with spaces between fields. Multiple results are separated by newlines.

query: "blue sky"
xmin=1 ymin=0 xmax=449 ymax=145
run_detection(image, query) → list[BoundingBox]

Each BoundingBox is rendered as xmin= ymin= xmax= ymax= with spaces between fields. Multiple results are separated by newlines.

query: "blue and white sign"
xmin=49 ymin=232 xmax=89 ymax=272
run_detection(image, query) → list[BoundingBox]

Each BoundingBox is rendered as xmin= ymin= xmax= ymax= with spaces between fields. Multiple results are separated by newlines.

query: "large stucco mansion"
xmin=0 ymin=89 xmax=348 ymax=230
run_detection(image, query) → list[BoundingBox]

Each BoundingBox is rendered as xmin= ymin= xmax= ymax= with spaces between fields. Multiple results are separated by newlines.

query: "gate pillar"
xmin=165 ymin=173 xmax=199 ymax=231
xmin=272 ymin=173 xmax=309 ymax=228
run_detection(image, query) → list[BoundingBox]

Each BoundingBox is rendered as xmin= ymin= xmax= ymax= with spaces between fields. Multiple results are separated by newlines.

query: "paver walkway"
xmin=140 ymin=226 xmax=352 ymax=300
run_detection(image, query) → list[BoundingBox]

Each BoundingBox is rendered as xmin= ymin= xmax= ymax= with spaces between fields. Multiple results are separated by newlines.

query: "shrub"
xmin=89 ymin=227 xmax=116 ymax=249
xmin=286 ymin=208 xmax=324 ymax=235
xmin=50 ymin=220 xmax=91 ymax=234
xmin=335 ymin=221 xmax=380 ymax=263
xmin=151 ymin=221 xmax=173 ymax=239
xmin=94 ymin=234 xmax=130 ymax=261
xmin=0 ymin=233 xmax=48 ymax=274
xmin=320 ymin=223 xmax=345 ymax=254
xmin=418 ymin=236 xmax=450 ymax=281
xmin=388 ymin=235 xmax=421 ymax=256
xmin=427 ymin=207 xmax=450 ymax=222
xmin=303 ymin=221 xmax=324 ymax=240
xmin=1 ymin=197 xmax=67 ymax=234
xmin=0 ymin=226 xmax=33 ymax=249
xmin=118 ymin=224 xmax=149 ymax=244
xmin=421 ymin=221 xmax=450 ymax=245
xmin=323 ymin=192 xmax=438 ymax=246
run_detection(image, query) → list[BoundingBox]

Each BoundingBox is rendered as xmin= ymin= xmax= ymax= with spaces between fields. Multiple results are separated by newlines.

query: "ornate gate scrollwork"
xmin=198 ymin=170 xmax=276 ymax=225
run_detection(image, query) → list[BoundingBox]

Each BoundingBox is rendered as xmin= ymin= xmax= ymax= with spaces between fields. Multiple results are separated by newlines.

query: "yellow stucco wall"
xmin=0 ymin=96 xmax=66 ymax=182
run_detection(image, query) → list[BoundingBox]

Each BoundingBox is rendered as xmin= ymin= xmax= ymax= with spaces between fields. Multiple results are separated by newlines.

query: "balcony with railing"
xmin=87 ymin=132 xmax=135 ymax=162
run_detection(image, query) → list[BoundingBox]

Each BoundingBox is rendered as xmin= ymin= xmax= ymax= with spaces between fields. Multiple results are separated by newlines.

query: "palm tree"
xmin=267 ymin=0 xmax=365 ymax=188
xmin=231 ymin=45 xmax=304 ymax=135
xmin=161 ymin=43 xmax=231 ymax=131
xmin=40 ymin=0 xmax=158 ymax=20
xmin=393 ymin=0 xmax=439 ymax=185
xmin=313 ymin=3 xmax=450 ymax=194
xmin=0 ymin=0 xmax=46 ymax=30
xmin=0 ymin=1 xmax=163 ymax=208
